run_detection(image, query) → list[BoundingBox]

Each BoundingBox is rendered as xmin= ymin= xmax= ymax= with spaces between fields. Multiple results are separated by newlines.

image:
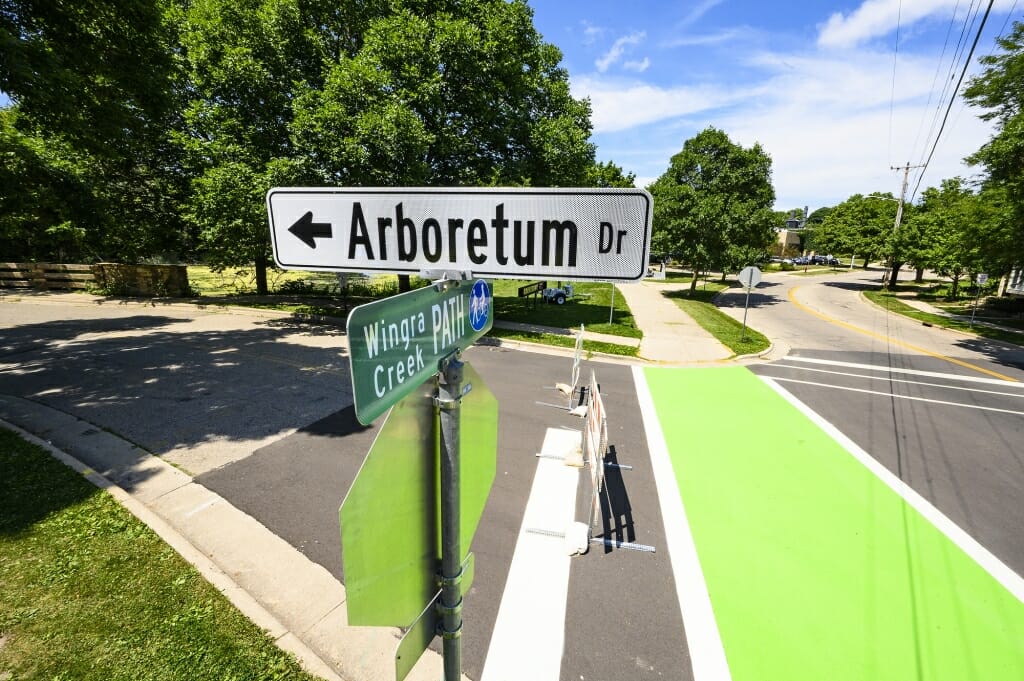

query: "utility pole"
xmin=885 ymin=162 xmax=923 ymax=290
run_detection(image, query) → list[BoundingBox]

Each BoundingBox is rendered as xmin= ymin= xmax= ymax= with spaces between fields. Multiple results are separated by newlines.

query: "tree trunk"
xmin=689 ymin=271 xmax=698 ymax=293
xmin=915 ymin=267 xmax=924 ymax=283
xmin=255 ymin=255 xmax=269 ymax=295
xmin=397 ymin=274 xmax=412 ymax=293
xmin=886 ymin=262 xmax=903 ymax=289
xmin=950 ymin=275 xmax=960 ymax=300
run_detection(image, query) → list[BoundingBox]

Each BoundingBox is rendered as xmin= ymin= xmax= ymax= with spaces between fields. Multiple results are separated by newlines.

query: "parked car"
xmin=792 ymin=256 xmax=810 ymax=265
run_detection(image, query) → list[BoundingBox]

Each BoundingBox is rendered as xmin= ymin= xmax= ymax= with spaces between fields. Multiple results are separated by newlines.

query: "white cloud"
xmin=663 ymin=28 xmax=745 ymax=47
xmin=581 ymin=20 xmax=605 ymax=45
xmin=579 ymin=42 xmax=996 ymax=209
xmin=817 ymin=0 xmax=960 ymax=49
xmin=574 ymin=76 xmax=763 ymax=132
xmin=595 ymin=31 xmax=646 ymax=72
xmin=679 ymin=0 xmax=725 ymax=28
xmin=623 ymin=57 xmax=651 ymax=73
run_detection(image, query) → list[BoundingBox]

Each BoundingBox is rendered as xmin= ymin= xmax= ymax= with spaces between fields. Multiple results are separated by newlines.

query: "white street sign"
xmin=267 ymin=187 xmax=653 ymax=281
xmin=738 ymin=266 xmax=762 ymax=288
xmin=977 ymin=273 xmax=989 ymax=285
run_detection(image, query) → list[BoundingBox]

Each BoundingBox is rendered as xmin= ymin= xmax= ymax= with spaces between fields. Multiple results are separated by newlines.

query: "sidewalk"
xmin=891 ymin=291 xmax=1024 ymax=336
xmin=616 ymin=281 xmax=732 ymax=363
xmin=0 ymin=394 xmax=450 ymax=681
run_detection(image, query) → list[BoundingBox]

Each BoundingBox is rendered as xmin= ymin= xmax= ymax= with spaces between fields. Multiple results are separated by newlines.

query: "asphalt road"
xmin=0 ymin=295 xmax=689 ymax=681
xmin=717 ymin=270 xmax=1024 ymax=579
xmin=3 ymin=277 xmax=1023 ymax=681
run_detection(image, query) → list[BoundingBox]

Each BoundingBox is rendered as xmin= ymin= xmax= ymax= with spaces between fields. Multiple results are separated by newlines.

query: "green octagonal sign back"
xmin=338 ymin=361 xmax=497 ymax=627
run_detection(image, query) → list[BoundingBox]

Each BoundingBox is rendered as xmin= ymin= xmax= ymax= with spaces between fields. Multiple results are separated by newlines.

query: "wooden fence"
xmin=0 ymin=263 xmax=95 ymax=291
xmin=0 ymin=262 xmax=190 ymax=297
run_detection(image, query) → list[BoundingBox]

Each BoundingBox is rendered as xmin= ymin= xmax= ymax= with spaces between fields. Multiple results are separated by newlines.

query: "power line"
xmin=909 ymin=0 xmax=965 ymax=164
xmin=888 ymin=0 xmax=902 ymax=165
xmin=909 ymin=0 xmax=995 ymax=202
xmin=914 ymin=0 xmax=981 ymax=172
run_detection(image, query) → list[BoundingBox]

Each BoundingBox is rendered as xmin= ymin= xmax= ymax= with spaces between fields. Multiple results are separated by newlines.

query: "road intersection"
xmin=2 ymin=269 xmax=1023 ymax=680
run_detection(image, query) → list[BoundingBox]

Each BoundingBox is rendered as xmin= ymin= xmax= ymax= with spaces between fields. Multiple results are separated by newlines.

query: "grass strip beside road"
xmin=863 ymin=290 xmax=1024 ymax=347
xmin=0 ymin=429 xmax=323 ymax=681
xmin=664 ymin=286 xmax=771 ymax=357
xmin=643 ymin=366 xmax=1024 ymax=681
xmin=490 ymin=279 xmax=642 ymax=338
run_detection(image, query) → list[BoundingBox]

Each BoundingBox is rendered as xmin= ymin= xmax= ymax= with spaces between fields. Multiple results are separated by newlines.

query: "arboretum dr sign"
xmin=267 ymin=187 xmax=653 ymax=281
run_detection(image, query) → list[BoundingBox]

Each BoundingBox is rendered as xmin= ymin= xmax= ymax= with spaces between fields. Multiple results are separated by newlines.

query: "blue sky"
xmin=528 ymin=0 xmax=1021 ymax=212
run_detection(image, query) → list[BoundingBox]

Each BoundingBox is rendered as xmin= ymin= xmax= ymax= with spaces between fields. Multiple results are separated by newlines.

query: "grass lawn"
xmin=664 ymin=284 xmax=772 ymax=357
xmin=863 ymin=289 xmax=1024 ymax=346
xmin=490 ymin=279 xmax=641 ymax=339
xmin=0 ymin=428 xmax=323 ymax=681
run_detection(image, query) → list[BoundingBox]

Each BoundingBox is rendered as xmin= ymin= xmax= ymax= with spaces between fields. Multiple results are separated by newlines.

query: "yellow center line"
xmin=788 ymin=285 xmax=1019 ymax=383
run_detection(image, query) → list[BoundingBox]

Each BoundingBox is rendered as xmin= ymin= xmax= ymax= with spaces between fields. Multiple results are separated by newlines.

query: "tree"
xmin=648 ymin=127 xmax=775 ymax=291
xmin=179 ymin=0 xmax=595 ymax=293
xmin=1 ymin=0 xmax=186 ymax=262
xmin=815 ymin=193 xmax=898 ymax=270
xmin=916 ymin=179 xmax=1015 ymax=297
xmin=586 ymin=160 xmax=636 ymax=188
xmin=963 ymin=20 xmax=1024 ymax=269
xmin=807 ymin=206 xmax=832 ymax=225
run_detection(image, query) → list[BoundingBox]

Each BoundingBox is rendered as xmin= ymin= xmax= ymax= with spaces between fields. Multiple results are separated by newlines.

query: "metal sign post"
xmin=971 ymin=273 xmax=989 ymax=327
xmin=436 ymin=355 xmax=463 ymax=681
xmin=737 ymin=266 xmax=762 ymax=342
xmin=339 ymin=276 xmax=496 ymax=681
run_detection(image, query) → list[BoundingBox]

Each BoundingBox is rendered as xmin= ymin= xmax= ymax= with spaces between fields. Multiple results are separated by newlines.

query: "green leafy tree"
xmin=586 ymin=160 xmax=636 ymax=188
xmin=1 ymin=0 xmax=186 ymax=262
xmin=180 ymin=0 xmax=594 ymax=293
xmin=815 ymin=193 xmax=898 ymax=272
xmin=649 ymin=127 xmax=775 ymax=291
xmin=917 ymin=179 xmax=1014 ymax=297
xmin=963 ymin=20 xmax=1024 ymax=270
xmin=176 ymin=0 xmax=328 ymax=293
xmin=916 ymin=179 xmax=981 ymax=298
xmin=807 ymin=206 xmax=832 ymax=225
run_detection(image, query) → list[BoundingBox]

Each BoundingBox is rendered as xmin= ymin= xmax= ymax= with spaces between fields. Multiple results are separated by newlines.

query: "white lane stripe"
xmin=767 ymin=364 xmax=1024 ymax=399
xmin=632 ymin=366 xmax=732 ymax=681
xmin=785 ymin=355 xmax=1024 ymax=387
xmin=480 ymin=427 xmax=581 ymax=681
xmin=767 ymin=376 xmax=1024 ymax=416
xmin=762 ymin=377 xmax=1024 ymax=604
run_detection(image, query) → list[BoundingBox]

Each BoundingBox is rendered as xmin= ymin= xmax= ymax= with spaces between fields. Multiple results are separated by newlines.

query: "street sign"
xmin=346 ymin=278 xmax=492 ymax=425
xmin=978 ymin=273 xmax=989 ymax=285
xmin=338 ymin=363 xmax=496 ymax=629
xmin=267 ymin=187 xmax=653 ymax=281
xmin=738 ymin=266 xmax=762 ymax=288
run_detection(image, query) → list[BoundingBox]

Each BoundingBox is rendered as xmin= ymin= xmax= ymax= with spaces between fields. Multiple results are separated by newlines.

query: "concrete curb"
xmin=0 ymin=415 xmax=346 ymax=681
xmin=0 ymin=396 xmax=457 ymax=681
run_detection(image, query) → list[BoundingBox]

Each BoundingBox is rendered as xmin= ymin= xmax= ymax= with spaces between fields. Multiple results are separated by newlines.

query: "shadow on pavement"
xmin=597 ymin=444 xmax=636 ymax=553
xmin=0 ymin=314 xmax=353 ymax=456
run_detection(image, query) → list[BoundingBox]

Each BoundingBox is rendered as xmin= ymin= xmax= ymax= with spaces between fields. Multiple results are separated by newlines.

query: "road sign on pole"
xmin=738 ymin=266 xmax=762 ymax=342
xmin=338 ymin=360 xmax=497 ymax=681
xmin=346 ymin=278 xmax=492 ymax=425
xmin=267 ymin=187 xmax=653 ymax=281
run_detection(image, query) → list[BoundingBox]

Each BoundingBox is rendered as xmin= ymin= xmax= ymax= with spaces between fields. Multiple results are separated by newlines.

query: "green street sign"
xmin=347 ymin=278 xmax=493 ymax=425
xmin=338 ymin=361 xmax=497 ymax=628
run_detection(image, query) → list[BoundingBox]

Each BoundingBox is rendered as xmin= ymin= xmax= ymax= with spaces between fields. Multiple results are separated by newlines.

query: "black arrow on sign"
xmin=288 ymin=211 xmax=332 ymax=249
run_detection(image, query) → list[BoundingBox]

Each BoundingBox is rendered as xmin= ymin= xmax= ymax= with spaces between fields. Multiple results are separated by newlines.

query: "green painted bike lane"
xmin=642 ymin=365 xmax=1024 ymax=681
